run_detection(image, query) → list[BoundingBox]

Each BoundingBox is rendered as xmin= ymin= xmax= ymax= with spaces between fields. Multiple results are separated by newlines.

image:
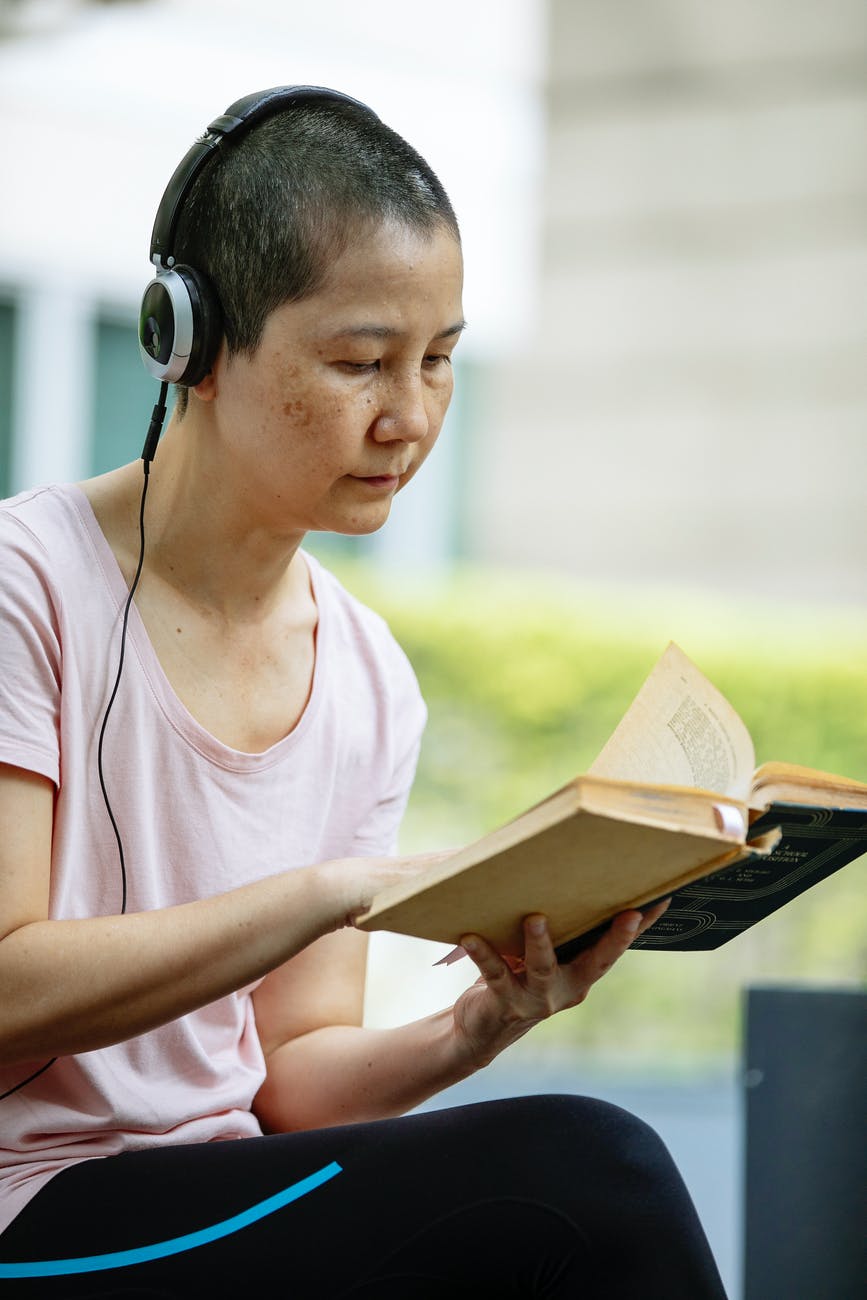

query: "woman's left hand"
xmin=451 ymin=900 xmax=670 ymax=1069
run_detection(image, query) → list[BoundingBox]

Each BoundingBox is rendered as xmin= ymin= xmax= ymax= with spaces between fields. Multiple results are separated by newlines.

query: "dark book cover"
xmin=555 ymin=803 xmax=867 ymax=960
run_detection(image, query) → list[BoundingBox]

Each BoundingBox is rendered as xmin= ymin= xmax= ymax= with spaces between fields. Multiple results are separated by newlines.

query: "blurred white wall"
xmin=472 ymin=0 xmax=867 ymax=607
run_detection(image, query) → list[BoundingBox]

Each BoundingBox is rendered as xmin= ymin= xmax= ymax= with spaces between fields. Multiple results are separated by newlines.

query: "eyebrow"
xmin=327 ymin=320 xmax=467 ymax=342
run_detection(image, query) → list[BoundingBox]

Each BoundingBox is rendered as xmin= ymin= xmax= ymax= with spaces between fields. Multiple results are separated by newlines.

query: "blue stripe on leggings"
xmin=0 ymin=1159 xmax=342 ymax=1278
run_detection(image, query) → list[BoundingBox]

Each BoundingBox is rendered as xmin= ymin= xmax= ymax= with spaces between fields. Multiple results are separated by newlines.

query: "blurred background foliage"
xmin=325 ymin=555 xmax=867 ymax=1073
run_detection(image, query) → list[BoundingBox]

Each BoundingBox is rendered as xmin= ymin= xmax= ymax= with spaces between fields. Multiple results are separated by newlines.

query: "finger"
xmin=558 ymin=899 xmax=673 ymax=1000
xmin=460 ymin=933 xmax=519 ymax=1000
xmin=401 ymin=849 xmax=456 ymax=872
xmin=566 ymin=910 xmax=642 ymax=980
xmin=635 ymin=896 xmax=671 ymax=934
xmin=606 ymin=896 xmax=671 ymax=945
xmin=521 ymin=914 xmax=559 ymax=991
xmin=580 ymin=897 xmax=671 ymax=969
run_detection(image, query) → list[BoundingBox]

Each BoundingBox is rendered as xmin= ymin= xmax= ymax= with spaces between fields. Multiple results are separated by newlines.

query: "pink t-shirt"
xmin=0 ymin=483 xmax=426 ymax=1235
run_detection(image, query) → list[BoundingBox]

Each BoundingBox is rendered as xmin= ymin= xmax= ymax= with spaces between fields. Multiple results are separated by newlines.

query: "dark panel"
xmin=743 ymin=985 xmax=866 ymax=1300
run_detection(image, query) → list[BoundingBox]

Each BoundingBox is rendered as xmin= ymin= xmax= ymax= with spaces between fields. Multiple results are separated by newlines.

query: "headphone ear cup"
xmin=139 ymin=265 xmax=223 ymax=386
xmin=173 ymin=265 xmax=224 ymax=387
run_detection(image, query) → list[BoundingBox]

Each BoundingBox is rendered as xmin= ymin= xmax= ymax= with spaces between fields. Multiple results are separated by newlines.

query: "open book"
xmin=357 ymin=643 xmax=867 ymax=955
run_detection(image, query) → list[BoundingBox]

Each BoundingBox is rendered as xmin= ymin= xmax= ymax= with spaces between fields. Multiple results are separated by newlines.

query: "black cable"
xmin=2 ymin=384 xmax=167 ymax=1101
xmin=96 ymin=458 xmax=151 ymax=915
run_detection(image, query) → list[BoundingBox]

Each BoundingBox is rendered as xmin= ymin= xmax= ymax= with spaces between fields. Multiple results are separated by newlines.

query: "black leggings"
xmin=0 ymin=1095 xmax=727 ymax=1298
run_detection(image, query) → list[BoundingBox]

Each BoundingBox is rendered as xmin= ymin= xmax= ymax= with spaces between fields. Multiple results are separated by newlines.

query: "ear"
xmin=191 ymin=372 xmax=217 ymax=403
xmin=189 ymin=338 xmax=227 ymax=403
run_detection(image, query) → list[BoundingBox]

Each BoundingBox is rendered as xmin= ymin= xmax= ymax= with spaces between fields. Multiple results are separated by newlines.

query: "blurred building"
xmin=472 ymin=0 xmax=867 ymax=605
xmin=1 ymin=0 xmax=865 ymax=605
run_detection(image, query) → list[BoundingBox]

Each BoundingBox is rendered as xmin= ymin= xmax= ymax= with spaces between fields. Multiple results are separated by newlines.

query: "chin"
xmin=327 ymin=507 xmax=393 ymax=538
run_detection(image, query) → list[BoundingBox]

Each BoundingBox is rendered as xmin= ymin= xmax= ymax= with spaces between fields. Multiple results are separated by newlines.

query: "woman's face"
xmin=197 ymin=218 xmax=465 ymax=538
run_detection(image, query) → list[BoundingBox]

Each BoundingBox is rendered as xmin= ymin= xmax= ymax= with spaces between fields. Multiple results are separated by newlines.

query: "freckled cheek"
xmin=277 ymin=393 xmax=319 ymax=435
xmin=281 ymin=397 xmax=308 ymax=421
xmin=273 ymin=394 xmax=350 ymax=481
xmin=277 ymin=391 xmax=348 ymax=438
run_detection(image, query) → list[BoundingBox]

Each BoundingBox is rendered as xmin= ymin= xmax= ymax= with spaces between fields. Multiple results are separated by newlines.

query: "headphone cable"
xmin=95 ymin=457 xmax=151 ymax=914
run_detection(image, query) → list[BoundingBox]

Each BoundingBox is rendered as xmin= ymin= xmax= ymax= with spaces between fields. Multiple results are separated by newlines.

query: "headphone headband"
xmin=140 ymin=84 xmax=380 ymax=390
xmin=149 ymin=85 xmax=380 ymax=268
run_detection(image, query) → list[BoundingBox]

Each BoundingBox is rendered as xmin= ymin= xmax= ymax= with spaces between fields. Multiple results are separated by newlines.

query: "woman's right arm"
xmin=0 ymin=762 xmax=403 ymax=1068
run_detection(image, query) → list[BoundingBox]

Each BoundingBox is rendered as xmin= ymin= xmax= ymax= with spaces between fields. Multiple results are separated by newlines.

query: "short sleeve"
xmin=349 ymin=668 xmax=428 ymax=857
xmin=0 ymin=512 xmax=62 ymax=784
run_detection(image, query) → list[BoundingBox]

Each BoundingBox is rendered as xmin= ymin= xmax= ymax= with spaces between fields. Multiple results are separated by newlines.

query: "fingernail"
xmin=528 ymin=916 xmax=546 ymax=936
xmin=624 ymin=914 xmax=642 ymax=936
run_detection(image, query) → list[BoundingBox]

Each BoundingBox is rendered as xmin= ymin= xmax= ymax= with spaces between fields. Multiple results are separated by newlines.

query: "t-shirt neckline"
xmin=65 ymin=481 xmax=327 ymax=772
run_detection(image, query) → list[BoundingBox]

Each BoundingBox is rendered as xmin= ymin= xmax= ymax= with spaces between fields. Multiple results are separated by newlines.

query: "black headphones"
xmin=138 ymin=85 xmax=380 ymax=388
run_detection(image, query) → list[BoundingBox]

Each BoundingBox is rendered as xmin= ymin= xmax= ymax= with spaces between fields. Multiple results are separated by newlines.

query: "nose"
xmin=371 ymin=371 xmax=432 ymax=444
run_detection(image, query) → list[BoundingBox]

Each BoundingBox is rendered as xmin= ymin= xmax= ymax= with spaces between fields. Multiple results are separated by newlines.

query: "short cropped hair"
xmin=172 ymin=96 xmax=460 ymax=415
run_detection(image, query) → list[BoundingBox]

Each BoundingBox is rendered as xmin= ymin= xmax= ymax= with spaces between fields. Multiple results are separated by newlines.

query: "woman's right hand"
xmin=320 ymin=850 xmax=453 ymax=931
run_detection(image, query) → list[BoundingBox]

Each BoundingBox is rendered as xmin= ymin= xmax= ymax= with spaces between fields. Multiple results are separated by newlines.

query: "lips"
xmin=355 ymin=474 xmax=400 ymax=490
xmin=351 ymin=466 xmax=408 ymax=487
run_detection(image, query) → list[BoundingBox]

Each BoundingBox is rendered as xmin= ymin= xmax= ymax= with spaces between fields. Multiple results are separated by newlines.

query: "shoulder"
xmin=305 ymin=552 xmax=426 ymax=718
xmin=0 ymin=483 xmax=89 ymax=563
xmin=0 ymin=484 xmax=102 ymax=618
xmin=305 ymin=553 xmax=413 ymax=669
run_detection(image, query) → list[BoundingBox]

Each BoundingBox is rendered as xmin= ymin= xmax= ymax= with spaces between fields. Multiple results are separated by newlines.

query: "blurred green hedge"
xmin=334 ymin=559 xmax=867 ymax=1069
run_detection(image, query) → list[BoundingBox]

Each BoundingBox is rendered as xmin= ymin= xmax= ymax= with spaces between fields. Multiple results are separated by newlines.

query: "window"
xmin=90 ymin=315 xmax=173 ymax=474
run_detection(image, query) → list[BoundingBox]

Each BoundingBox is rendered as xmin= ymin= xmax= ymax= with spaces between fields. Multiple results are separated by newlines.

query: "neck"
xmin=109 ymin=414 xmax=308 ymax=622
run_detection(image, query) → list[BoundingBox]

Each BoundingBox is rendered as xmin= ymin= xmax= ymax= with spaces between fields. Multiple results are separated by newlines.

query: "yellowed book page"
xmin=751 ymin=761 xmax=867 ymax=809
xmin=589 ymin=642 xmax=756 ymax=801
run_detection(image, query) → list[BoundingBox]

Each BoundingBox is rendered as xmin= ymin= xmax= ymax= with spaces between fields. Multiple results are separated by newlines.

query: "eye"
xmin=339 ymin=360 xmax=380 ymax=374
xmin=423 ymin=353 xmax=452 ymax=369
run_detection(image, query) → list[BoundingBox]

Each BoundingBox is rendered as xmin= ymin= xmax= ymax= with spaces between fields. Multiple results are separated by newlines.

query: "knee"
xmin=560 ymin=1093 xmax=672 ymax=1161
xmin=434 ymin=1092 xmax=681 ymax=1202
xmin=504 ymin=1092 xmax=679 ymax=1189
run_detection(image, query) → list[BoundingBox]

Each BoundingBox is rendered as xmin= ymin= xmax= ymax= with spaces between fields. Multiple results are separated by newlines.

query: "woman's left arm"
xmin=251 ymin=901 xmax=669 ymax=1133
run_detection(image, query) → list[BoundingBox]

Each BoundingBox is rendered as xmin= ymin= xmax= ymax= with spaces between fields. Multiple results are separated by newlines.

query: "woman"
xmin=0 ymin=87 xmax=726 ymax=1296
